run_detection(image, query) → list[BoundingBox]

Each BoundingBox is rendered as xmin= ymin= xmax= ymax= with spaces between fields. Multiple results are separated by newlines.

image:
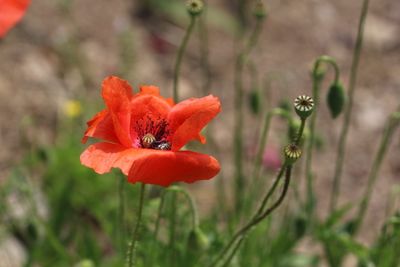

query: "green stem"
xmin=304 ymin=72 xmax=324 ymax=220
xmin=118 ymin=175 xmax=126 ymax=251
xmin=330 ymin=0 xmax=370 ymax=211
xmin=211 ymin=165 xmax=293 ymax=267
xmin=303 ymin=55 xmax=340 ymax=219
xmin=295 ymin=119 xmax=306 ymax=146
xmin=126 ymin=183 xmax=146 ymax=267
xmin=234 ymin=18 xmax=264 ymax=215
xmin=173 ymin=16 xmax=197 ymax=102
xmin=169 ymin=192 xmax=177 ymax=267
xmin=353 ymin=111 xmax=400 ymax=234
xmin=199 ymin=2 xmax=211 ymax=95
xmin=151 ymin=188 xmax=167 ymax=266
xmin=252 ymin=108 xmax=289 ymax=181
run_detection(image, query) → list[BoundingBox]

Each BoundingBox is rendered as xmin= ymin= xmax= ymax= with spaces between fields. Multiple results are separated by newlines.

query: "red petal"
xmin=168 ymin=95 xmax=221 ymax=151
xmin=81 ymin=109 xmax=119 ymax=144
xmin=128 ymin=150 xmax=220 ymax=186
xmin=102 ymin=76 xmax=133 ymax=147
xmin=80 ymin=142 xmax=143 ymax=175
xmin=81 ymin=143 xmax=220 ymax=187
xmin=0 ymin=0 xmax=30 ymax=38
xmin=129 ymin=87 xmax=172 ymax=140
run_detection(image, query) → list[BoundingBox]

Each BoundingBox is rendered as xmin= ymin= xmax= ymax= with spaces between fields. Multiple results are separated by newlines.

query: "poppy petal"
xmin=168 ymin=95 xmax=221 ymax=151
xmin=81 ymin=143 xmax=220 ymax=187
xmin=81 ymin=109 xmax=119 ymax=144
xmin=0 ymin=0 xmax=30 ymax=38
xmin=102 ymin=76 xmax=133 ymax=147
xmin=80 ymin=142 xmax=143 ymax=175
xmin=128 ymin=150 xmax=220 ymax=186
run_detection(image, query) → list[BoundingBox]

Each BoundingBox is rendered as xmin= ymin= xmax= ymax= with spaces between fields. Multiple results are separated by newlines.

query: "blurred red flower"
xmin=0 ymin=0 xmax=30 ymax=38
xmin=80 ymin=76 xmax=221 ymax=186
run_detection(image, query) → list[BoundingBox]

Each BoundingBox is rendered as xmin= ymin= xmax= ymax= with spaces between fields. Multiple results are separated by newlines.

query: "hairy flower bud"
xmin=327 ymin=82 xmax=346 ymax=118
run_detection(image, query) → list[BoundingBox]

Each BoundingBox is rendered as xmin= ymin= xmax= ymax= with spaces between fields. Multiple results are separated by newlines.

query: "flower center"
xmin=134 ymin=116 xmax=171 ymax=150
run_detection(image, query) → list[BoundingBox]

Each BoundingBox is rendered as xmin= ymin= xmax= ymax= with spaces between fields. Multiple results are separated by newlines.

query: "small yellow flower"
xmin=64 ymin=100 xmax=82 ymax=118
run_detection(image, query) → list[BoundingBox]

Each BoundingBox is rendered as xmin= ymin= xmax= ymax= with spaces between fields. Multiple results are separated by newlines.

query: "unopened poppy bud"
xmin=253 ymin=1 xmax=267 ymax=20
xmin=249 ymin=88 xmax=261 ymax=115
xmin=327 ymin=82 xmax=346 ymax=119
xmin=284 ymin=143 xmax=302 ymax=164
xmin=186 ymin=0 xmax=204 ymax=16
xmin=188 ymin=227 xmax=209 ymax=250
xmin=294 ymin=95 xmax=314 ymax=120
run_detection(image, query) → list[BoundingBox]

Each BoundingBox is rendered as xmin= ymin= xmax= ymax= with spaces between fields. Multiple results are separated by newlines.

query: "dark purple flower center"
xmin=133 ymin=115 xmax=171 ymax=150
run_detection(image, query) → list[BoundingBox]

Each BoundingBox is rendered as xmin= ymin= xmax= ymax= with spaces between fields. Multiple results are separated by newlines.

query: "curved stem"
xmin=173 ymin=16 xmax=197 ymax=102
xmin=294 ymin=119 xmax=306 ymax=146
xmin=330 ymin=0 xmax=370 ymax=212
xmin=210 ymin=166 xmax=292 ymax=267
xmin=233 ymin=18 xmax=264 ymax=214
xmin=304 ymin=55 xmax=340 ymax=219
xmin=353 ymin=110 xmax=400 ymax=234
xmin=313 ymin=55 xmax=340 ymax=84
xmin=126 ymin=183 xmax=146 ymax=267
xmin=252 ymin=108 xmax=290 ymax=181
xmin=304 ymin=71 xmax=324 ymax=220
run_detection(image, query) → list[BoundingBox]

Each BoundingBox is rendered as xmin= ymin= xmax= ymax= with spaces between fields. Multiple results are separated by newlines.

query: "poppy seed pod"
xmin=186 ymin=0 xmax=204 ymax=16
xmin=327 ymin=82 xmax=346 ymax=119
xmin=294 ymin=95 xmax=314 ymax=120
xmin=284 ymin=143 xmax=302 ymax=164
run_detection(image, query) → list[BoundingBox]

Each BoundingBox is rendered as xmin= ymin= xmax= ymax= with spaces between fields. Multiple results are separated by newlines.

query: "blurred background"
xmin=0 ymin=0 xmax=400 ymax=266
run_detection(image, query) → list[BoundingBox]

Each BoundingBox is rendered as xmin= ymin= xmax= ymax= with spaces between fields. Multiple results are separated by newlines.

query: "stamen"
xmin=133 ymin=115 xmax=171 ymax=150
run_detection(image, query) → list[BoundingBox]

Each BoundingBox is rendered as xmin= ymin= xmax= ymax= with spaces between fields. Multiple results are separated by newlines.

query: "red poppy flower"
xmin=80 ymin=76 xmax=221 ymax=186
xmin=0 ymin=0 xmax=30 ymax=38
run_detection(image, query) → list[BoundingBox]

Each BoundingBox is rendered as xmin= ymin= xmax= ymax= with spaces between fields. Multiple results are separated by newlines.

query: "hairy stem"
xmin=234 ymin=18 xmax=264 ymax=215
xmin=173 ymin=16 xmax=197 ymax=102
xmin=126 ymin=183 xmax=146 ymax=267
xmin=353 ymin=110 xmax=400 ymax=234
xmin=330 ymin=0 xmax=370 ymax=211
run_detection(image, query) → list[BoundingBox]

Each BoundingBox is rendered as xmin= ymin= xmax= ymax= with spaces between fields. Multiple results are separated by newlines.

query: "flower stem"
xmin=304 ymin=70 xmax=324 ymax=220
xmin=173 ymin=15 xmax=197 ymax=102
xmin=199 ymin=1 xmax=211 ymax=95
xmin=126 ymin=183 xmax=146 ymax=267
xmin=330 ymin=0 xmax=370 ymax=212
xmin=118 ymin=175 xmax=126 ymax=252
xmin=211 ymin=165 xmax=292 ymax=267
xmin=169 ymin=192 xmax=177 ymax=267
xmin=304 ymin=55 xmax=340 ymax=220
xmin=252 ymin=108 xmax=290 ymax=181
xmin=353 ymin=110 xmax=400 ymax=234
xmin=234 ymin=17 xmax=264 ymax=215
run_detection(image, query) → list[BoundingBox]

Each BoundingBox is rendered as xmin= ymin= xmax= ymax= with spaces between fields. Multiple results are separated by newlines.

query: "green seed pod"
xmin=253 ymin=1 xmax=267 ymax=20
xmin=188 ymin=227 xmax=209 ymax=251
xmin=327 ymin=82 xmax=346 ymax=118
xmin=186 ymin=0 xmax=204 ymax=16
xmin=284 ymin=143 xmax=302 ymax=165
xmin=294 ymin=95 xmax=314 ymax=120
xmin=249 ymin=88 xmax=261 ymax=115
